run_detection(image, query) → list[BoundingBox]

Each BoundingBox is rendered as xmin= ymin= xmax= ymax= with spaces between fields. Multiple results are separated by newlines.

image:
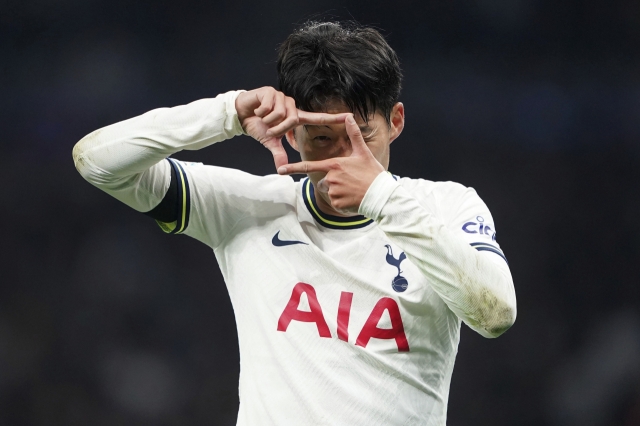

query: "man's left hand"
xmin=277 ymin=114 xmax=385 ymax=215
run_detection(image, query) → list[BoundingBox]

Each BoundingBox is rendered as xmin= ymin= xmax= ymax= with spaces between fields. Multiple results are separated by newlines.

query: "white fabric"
xmin=73 ymin=91 xmax=516 ymax=426
xmin=360 ymin=172 xmax=516 ymax=338
xmin=72 ymin=90 xmax=245 ymax=212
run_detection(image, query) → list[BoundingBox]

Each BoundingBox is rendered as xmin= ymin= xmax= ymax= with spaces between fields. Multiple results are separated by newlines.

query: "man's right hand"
xmin=235 ymin=87 xmax=349 ymax=170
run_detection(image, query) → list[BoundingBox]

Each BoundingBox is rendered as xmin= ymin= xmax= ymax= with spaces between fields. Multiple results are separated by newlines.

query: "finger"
xmin=254 ymin=89 xmax=275 ymax=118
xmin=265 ymin=97 xmax=299 ymax=137
xmin=277 ymin=159 xmax=336 ymax=175
xmin=297 ymin=110 xmax=351 ymax=126
xmin=262 ymin=91 xmax=287 ymax=126
xmin=262 ymin=137 xmax=289 ymax=170
xmin=317 ymin=178 xmax=329 ymax=193
xmin=344 ymin=114 xmax=369 ymax=155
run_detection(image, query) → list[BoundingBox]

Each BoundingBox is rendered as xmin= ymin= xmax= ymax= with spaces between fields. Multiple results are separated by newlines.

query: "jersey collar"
xmin=302 ymin=178 xmax=374 ymax=230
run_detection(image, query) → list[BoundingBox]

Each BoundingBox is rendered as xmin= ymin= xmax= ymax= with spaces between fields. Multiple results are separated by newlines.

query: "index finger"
xmin=265 ymin=109 xmax=350 ymax=139
xmin=297 ymin=110 xmax=351 ymax=126
xmin=262 ymin=137 xmax=289 ymax=170
xmin=277 ymin=158 xmax=336 ymax=175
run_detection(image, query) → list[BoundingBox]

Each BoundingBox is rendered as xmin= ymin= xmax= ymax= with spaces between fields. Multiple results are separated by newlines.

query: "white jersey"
xmin=72 ymin=90 xmax=516 ymax=425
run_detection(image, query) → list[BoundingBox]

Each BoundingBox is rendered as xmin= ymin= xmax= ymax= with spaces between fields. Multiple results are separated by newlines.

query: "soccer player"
xmin=73 ymin=21 xmax=516 ymax=425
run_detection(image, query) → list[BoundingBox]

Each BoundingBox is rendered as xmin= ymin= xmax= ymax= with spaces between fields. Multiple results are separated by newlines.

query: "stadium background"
xmin=2 ymin=0 xmax=640 ymax=425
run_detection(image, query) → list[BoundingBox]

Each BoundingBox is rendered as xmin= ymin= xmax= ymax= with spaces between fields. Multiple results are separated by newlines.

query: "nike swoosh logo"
xmin=272 ymin=231 xmax=308 ymax=247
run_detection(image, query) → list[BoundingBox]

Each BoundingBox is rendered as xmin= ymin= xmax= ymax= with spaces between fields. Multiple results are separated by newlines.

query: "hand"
xmin=235 ymin=87 xmax=349 ymax=169
xmin=277 ymin=114 xmax=385 ymax=214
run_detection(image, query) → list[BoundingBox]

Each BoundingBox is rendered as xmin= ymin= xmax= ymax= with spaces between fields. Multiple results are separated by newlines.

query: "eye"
xmin=313 ymin=135 xmax=332 ymax=143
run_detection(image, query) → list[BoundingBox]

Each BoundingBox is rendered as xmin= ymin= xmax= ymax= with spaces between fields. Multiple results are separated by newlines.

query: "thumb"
xmin=317 ymin=178 xmax=329 ymax=193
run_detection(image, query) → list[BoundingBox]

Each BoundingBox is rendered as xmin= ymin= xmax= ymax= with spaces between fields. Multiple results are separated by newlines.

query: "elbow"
xmin=72 ymin=138 xmax=89 ymax=178
xmin=72 ymin=132 xmax=101 ymax=183
xmin=483 ymin=303 xmax=516 ymax=338
xmin=464 ymin=267 xmax=517 ymax=338
xmin=479 ymin=297 xmax=517 ymax=338
xmin=465 ymin=289 xmax=517 ymax=339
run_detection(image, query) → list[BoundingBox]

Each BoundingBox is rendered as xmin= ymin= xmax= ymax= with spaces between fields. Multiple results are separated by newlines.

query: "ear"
xmin=388 ymin=102 xmax=405 ymax=144
xmin=285 ymin=128 xmax=300 ymax=152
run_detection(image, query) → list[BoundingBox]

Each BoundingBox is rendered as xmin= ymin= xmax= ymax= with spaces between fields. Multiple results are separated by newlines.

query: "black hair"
xmin=277 ymin=21 xmax=402 ymax=125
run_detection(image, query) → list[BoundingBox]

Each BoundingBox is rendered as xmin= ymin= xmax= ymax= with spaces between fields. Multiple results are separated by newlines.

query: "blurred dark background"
xmin=2 ymin=0 xmax=640 ymax=425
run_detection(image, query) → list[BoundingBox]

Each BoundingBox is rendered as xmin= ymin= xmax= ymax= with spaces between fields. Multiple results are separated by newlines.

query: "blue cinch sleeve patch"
xmin=470 ymin=242 xmax=508 ymax=264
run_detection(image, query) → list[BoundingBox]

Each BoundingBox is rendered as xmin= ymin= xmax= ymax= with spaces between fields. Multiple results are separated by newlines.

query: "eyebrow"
xmin=303 ymin=124 xmax=374 ymax=133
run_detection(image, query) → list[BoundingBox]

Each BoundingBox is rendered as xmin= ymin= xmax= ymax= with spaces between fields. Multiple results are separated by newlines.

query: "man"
xmin=73 ymin=21 xmax=516 ymax=425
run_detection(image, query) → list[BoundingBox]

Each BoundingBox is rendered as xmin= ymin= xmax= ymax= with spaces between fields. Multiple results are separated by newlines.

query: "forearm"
xmin=72 ymin=90 xmax=244 ymax=211
xmin=360 ymin=173 xmax=517 ymax=338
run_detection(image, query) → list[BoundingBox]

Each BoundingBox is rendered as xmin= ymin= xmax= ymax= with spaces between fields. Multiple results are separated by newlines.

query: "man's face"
xmin=285 ymin=101 xmax=405 ymax=190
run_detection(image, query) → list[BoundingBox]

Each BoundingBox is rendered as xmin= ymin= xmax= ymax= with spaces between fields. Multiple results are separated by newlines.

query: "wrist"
xmin=234 ymin=90 xmax=255 ymax=125
xmin=226 ymin=90 xmax=247 ymax=135
xmin=358 ymin=172 xmax=400 ymax=220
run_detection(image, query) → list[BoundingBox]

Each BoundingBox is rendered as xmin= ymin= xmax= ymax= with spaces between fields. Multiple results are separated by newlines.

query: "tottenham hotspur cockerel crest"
xmin=385 ymin=245 xmax=408 ymax=292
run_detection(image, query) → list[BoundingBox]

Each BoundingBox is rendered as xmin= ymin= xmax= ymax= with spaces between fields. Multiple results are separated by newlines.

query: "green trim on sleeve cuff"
xmin=155 ymin=158 xmax=191 ymax=235
xmin=156 ymin=220 xmax=177 ymax=233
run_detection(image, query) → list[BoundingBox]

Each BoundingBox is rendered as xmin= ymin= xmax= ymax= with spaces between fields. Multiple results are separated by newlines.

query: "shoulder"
xmin=398 ymin=176 xmax=479 ymax=206
xmin=171 ymin=161 xmax=300 ymax=246
xmin=396 ymin=176 xmax=492 ymax=228
xmin=178 ymin=161 xmax=298 ymax=202
xmin=398 ymin=176 xmax=468 ymax=194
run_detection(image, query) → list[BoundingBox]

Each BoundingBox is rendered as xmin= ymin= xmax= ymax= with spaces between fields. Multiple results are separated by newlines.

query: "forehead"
xmin=302 ymin=102 xmax=384 ymax=133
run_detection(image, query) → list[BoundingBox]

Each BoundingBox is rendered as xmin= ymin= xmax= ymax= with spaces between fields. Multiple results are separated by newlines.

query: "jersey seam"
xmin=143 ymin=159 xmax=173 ymax=213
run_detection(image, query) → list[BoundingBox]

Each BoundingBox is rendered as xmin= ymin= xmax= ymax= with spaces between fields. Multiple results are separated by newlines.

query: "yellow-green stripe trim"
xmin=304 ymin=180 xmax=371 ymax=227
xmin=175 ymin=163 xmax=188 ymax=234
xmin=156 ymin=220 xmax=177 ymax=233
xmin=154 ymin=159 xmax=191 ymax=235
